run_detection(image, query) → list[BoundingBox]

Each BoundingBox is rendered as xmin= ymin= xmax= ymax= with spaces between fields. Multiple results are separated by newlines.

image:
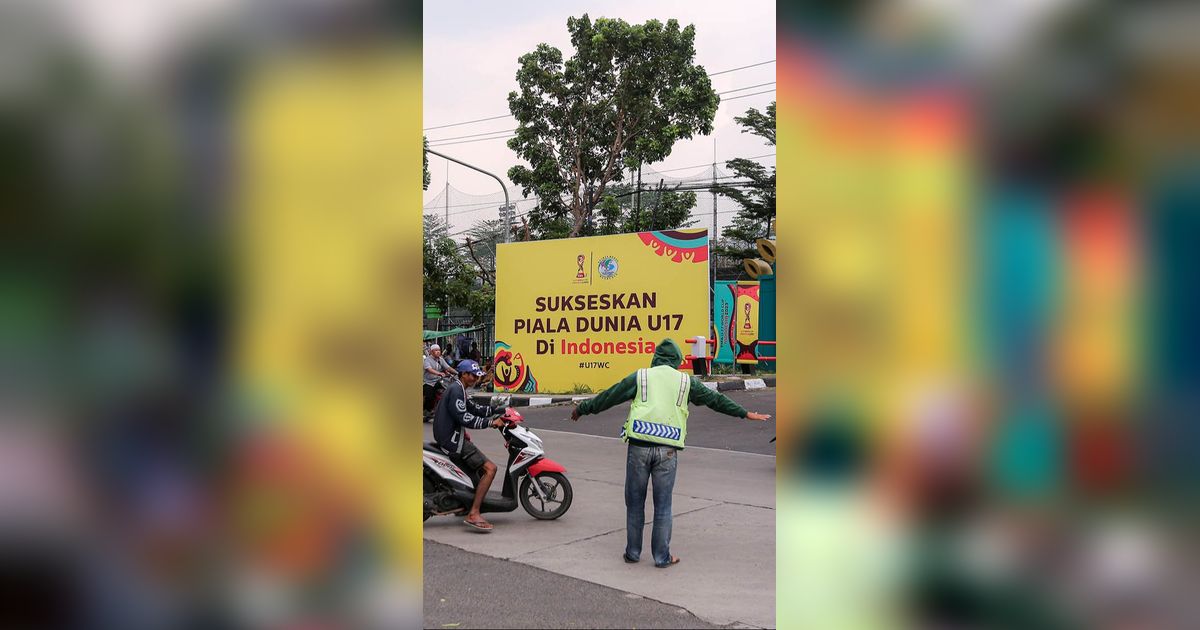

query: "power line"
xmin=429 ymin=133 xmax=516 ymax=148
xmin=425 ymin=173 xmax=762 ymax=214
xmin=429 ymin=95 xmax=775 ymax=148
xmin=707 ymin=59 xmax=775 ymax=76
xmin=427 ymin=128 xmax=517 ymax=143
xmin=424 ymin=59 xmax=776 ymax=131
xmin=721 ymin=89 xmax=776 ymax=102
xmin=717 ymin=81 xmax=775 ymax=95
xmin=424 ymin=113 xmax=511 ymax=132
xmin=647 ymin=153 xmax=775 ymax=174
xmin=427 ymin=197 xmax=540 ymax=214
xmin=424 ymin=155 xmax=775 ymax=212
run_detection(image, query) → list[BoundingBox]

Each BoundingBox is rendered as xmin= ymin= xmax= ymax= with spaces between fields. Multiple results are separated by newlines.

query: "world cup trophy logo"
xmin=576 ymin=254 xmax=586 ymax=279
xmin=743 ymin=302 xmax=753 ymax=329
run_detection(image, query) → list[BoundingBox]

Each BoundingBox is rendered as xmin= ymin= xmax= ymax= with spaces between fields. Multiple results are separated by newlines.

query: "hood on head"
xmin=650 ymin=338 xmax=683 ymax=368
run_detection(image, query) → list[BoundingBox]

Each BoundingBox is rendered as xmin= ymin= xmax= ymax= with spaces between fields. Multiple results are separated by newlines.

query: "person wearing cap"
xmin=423 ymin=344 xmax=457 ymax=414
xmin=571 ymin=338 xmax=771 ymax=567
xmin=433 ymin=359 xmax=507 ymax=531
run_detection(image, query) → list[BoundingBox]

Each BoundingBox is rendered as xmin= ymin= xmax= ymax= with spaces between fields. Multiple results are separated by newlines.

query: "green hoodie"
xmin=576 ymin=338 xmax=748 ymax=420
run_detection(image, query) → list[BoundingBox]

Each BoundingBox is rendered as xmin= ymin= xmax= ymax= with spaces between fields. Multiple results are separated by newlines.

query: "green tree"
xmin=714 ymin=102 xmax=775 ymax=262
xmin=423 ymin=214 xmax=494 ymax=323
xmin=594 ymin=185 xmax=697 ymax=235
xmin=422 ymin=135 xmax=430 ymax=191
xmin=463 ymin=218 xmax=505 ymax=274
xmin=506 ymin=14 xmax=719 ymax=237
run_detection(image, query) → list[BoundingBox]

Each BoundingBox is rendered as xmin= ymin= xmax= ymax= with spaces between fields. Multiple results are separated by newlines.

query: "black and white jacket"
xmin=432 ymin=378 xmax=495 ymax=454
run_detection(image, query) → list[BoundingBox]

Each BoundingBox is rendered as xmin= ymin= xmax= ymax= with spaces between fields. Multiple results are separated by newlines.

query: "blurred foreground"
xmin=777 ymin=2 xmax=1199 ymax=629
xmin=2 ymin=1 xmax=422 ymax=627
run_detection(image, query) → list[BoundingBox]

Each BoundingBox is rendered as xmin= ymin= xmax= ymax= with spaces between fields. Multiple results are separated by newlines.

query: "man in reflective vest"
xmin=571 ymin=338 xmax=771 ymax=567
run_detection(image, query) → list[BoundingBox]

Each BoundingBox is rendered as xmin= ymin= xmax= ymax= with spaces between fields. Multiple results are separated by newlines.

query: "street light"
xmin=426 ymin=148 xmax=512 ymax=242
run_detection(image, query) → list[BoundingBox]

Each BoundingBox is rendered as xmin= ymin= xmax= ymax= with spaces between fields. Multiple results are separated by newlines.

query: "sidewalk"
xmin=471 ymin=375 xmax=776 ymax=408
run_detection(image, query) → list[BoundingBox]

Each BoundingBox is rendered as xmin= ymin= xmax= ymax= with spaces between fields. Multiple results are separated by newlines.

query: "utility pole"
xmin=652 ymin=178 xmax=664 ymax=229
xmin=635 ymin=161 xmax=642 ymax=231
xmin=444 ymin=161 xmax=449 ymax=225
xmin=426 ymin=148 xmax=512 ymax=243
xmin=711 ymin=139 xmax=718 ymax=287
xmin=585 ymin=183 xmax=594 ymax=234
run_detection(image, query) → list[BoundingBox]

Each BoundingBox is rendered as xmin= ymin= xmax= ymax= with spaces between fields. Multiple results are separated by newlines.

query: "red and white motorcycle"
xmin=423 ymin=407 xmax=572 ymax=521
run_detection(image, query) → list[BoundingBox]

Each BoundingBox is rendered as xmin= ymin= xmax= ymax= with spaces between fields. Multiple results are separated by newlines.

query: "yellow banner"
xmin=733 ymin=281 xmax=761 ymax=364
xmin=494 ymin=229 xmax=710 ymax=393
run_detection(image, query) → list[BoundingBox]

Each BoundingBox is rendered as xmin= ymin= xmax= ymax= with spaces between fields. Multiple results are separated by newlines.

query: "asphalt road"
xmin=423 ymin=388 xmax=775 ymax=628
xmin=514 ymin=389 xmax=777 ymax=455
xmin=424 ymin=541 xmax=721 ymax=629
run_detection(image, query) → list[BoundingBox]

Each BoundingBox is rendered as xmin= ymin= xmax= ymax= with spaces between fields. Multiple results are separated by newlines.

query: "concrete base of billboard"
xmin=422 ymin=425 xmax=775 ymax=629
xmin=471 ymin=376 xmax=776 ymax=408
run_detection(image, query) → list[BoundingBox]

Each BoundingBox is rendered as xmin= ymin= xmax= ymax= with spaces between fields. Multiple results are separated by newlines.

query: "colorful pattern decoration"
xmin=714 ymin=281 xmax=737 ymax=364
xmin=732 ymin=282 xmax=761 ymax=364
xmin=493 ymin=341 xmax=538 ymax=393
xmin=637 ymin=229 xmax=709 ymax=263
xmin=632 ymin=420 xmax=682 ymax=441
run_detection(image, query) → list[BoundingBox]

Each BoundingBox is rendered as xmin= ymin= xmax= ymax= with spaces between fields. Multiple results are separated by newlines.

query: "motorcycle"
xmin=423 ymin=374 xmax=455 ymax=423
xmin=423 ymin=407 xmax=572 ymax=521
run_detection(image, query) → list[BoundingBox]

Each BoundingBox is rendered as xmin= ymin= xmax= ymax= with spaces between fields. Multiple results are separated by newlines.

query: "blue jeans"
xmin=624 ymin=443 xmax=679 ymax=566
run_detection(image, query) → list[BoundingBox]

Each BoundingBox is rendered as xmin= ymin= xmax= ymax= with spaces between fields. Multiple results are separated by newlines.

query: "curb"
xmin=468 ymin=394 xmax=594 ymax=408
xmin=470 ymin=376 xmax=775 ymax=407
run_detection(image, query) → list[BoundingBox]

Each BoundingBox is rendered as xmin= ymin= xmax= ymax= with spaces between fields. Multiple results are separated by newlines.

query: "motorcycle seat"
xmin=424 ymin=441 xmax=447 ymax=454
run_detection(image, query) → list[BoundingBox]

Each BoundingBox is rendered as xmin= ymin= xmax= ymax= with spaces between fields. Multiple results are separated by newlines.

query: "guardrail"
xmin=682 ymin=337 xmax=775 ymax=367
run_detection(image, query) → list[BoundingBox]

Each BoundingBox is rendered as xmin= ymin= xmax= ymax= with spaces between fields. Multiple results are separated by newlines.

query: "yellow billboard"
xmin=494 ymin=229 xmax=710 ymax=393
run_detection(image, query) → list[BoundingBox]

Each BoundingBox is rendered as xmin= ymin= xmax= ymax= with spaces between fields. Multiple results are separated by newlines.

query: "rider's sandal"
xmin=464 ymin=518 xmax=493 ymax=532
xmin=655 ymin=556 xmax=681 ymax=568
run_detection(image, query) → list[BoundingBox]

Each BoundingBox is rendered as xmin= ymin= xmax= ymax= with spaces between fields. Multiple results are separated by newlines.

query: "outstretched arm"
xmin=573 ymin=373 xmax=638 ymax=420
xmin=688 ymin=377 xmax=752 ymax=418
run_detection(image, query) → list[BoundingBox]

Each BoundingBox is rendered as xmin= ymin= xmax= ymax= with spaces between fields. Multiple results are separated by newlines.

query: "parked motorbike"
xmin=423 ymin=407 xmax=572 ymax=521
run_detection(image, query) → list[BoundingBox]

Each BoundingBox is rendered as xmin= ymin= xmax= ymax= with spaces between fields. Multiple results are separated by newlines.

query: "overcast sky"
xmin=423 ymin=0 xmax=776 ymax=235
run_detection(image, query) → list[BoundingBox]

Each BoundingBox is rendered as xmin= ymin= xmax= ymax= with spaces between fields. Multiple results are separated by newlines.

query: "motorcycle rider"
xmin=433 ymin=359 xmax=506 ymax=531
xmin=571 ymin=338 xmax=771 ymax=567
xmin=423 ymin=344 xmax=457 ymax=415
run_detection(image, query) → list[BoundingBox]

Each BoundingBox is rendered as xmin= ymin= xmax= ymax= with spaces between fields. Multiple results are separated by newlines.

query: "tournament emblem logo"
xmin=597 ymin=255 xmax=619 ymax=279
xmin=573 ymin=253 xmax=589 ymax=284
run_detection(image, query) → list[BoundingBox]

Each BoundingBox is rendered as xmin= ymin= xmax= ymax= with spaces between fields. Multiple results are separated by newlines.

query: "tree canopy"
xmin=506 ymin=14 xmax=719 ymax=237
xmin=422 ymin=135 xmax=430 ymax=191
xmin=423 ymin=214 xmax=494 ymax=323
xmin=714 ymin=102 xmax=775 ymax=262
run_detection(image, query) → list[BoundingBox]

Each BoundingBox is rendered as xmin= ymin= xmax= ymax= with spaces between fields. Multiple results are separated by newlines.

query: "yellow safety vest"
xmin=623 ymin=366 xmax=691 ymax=448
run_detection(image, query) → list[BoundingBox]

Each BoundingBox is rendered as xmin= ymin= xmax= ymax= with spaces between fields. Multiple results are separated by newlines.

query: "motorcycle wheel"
xmin=519 ymin=472 xmax=572 ymax=520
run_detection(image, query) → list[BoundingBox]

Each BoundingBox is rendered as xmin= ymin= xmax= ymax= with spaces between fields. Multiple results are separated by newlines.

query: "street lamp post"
xmin=426 ymin=148 xmax=511 ymax=243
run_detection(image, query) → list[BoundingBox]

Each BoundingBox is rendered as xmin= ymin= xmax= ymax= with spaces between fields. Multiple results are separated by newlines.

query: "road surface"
xmin=423 ymin=389 xmax=776 ymax=629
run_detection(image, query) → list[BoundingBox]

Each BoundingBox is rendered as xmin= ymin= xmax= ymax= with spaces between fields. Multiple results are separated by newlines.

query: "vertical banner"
xmin=760 ymin=274 xmax=776 ymax=370
xmin=713 ymin=280 xmax=736 ymax=363
xmin=733 ymin=281 xmax=761 ymax=364
xmin=493 ymin=229 xmax=710 ymax=393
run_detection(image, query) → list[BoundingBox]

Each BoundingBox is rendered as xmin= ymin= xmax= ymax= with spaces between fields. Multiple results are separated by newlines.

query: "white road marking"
xmin=531 ymin=427 xmax=777 ymax=459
